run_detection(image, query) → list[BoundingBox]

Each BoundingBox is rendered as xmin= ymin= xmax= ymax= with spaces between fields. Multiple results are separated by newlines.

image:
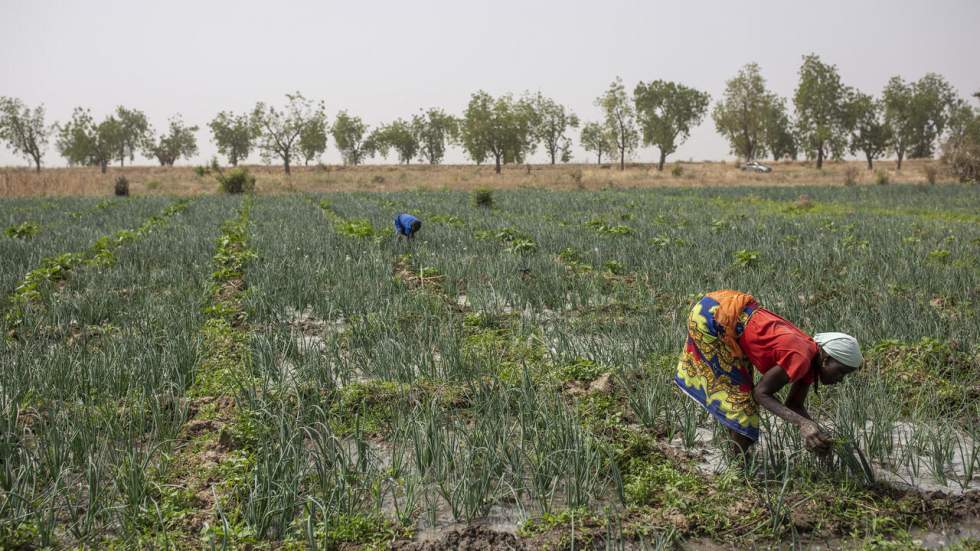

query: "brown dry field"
xmin=0 ymin=158 xmax=951 ymax=197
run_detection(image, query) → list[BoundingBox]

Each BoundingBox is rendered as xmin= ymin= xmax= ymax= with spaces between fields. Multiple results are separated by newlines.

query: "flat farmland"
xmin=1 ymin=184 xmax=979 ymax=549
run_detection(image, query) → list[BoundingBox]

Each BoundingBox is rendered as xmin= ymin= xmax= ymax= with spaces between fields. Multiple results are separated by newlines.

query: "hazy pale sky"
xmin=1 ymin=0 xmax=978 ymax=167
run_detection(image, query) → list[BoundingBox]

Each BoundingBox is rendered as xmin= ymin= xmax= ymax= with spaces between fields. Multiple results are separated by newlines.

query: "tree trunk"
xmin=866 ymin=153 xmax=873 ymax=170
xmin=657 ymin=150 xmax=666 ymax=172
xmin=550 ymin=149 xmax=556 ymax=165
xmin=816 ymin=146 xmax=824 ymax=170
xmin=896 ymin=150 xmax=904 ymax=171
xmin=284 ymin=154 xmax=291 ymax=175
xmin=33 ymin=156 xmax=41 ymax=173
xmin=494 ymin=153 xmax=502 ymax=174
xmin=619 ymin=147 xmax=625 ymax=171
xmin=100 ymin=161 xmax=107 ymax=174
xmin=597 ymin=151 xmax=602 ymax=165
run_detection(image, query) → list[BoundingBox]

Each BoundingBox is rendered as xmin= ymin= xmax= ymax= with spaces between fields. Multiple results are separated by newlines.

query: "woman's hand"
xmin=800 ymin=421 xmax=832 ymax=455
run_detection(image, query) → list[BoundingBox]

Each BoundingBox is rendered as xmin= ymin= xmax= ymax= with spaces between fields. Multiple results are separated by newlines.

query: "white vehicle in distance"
xmin=741 ymin=161 xmax=773 ymax=173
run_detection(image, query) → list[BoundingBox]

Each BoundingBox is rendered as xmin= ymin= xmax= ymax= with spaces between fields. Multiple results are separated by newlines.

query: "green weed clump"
xmin=335 ymin=218 xmax=376 ymax=238
xmin=586 ymin=219 xmax=633 ymax=235
xmin=4 ymin=220 xmax=40 ymax=239
xmin=733 ymin=248 xmax=760 ymax=267
xmin=306 ymin=513 xmax=407 ymax=548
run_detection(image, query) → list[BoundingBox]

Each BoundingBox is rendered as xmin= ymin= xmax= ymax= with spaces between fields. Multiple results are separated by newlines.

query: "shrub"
xmin=570 ymin=168 xmax=583 ymax=186
xmin=844 ymin=166 xmax=859 ymax=186
xmin=473 ymin=188 xmax=493 ymax=208
xmin=216 ymin=167 xmax=256 ymax=194
xmin=194 ymin=165 xmax=208 ymax=177
xmin=146 ymin=180 xmax=160 ymax=191
xmin=114 ymin=176 xmax=129 ymax=196
xmin=875 ymin=169 xmax=890 ymax=186
xmin=923 ymin=164 xmax=939 ymax=185
xmin=371 ymin=175 xmax=385 ymax=184
xmin=671 ymin=165 xmax=684 ymax=177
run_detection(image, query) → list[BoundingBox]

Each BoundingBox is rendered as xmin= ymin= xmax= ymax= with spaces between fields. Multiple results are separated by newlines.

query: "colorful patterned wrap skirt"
xmin=674 ymin=291 xmax=761 ymax=441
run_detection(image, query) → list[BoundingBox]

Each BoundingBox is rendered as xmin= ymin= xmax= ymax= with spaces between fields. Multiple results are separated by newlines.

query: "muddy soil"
xmin=390 ymin=525 xmax=528 ymax=550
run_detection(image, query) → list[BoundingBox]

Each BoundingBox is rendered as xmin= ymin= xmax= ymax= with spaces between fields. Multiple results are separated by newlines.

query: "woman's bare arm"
xmin=785 ymin=380 xmax=812 ymax=421
xmin=753 ymin=367 xmax=831 ymax=453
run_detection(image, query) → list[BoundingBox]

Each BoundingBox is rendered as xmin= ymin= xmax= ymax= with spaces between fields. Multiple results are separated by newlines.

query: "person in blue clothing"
xmin=394 ymin=213 xmax=422 ymax=241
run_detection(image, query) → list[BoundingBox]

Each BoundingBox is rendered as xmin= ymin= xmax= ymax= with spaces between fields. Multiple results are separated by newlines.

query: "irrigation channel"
xmin=0 ymin=184 xmax=978 ymax=549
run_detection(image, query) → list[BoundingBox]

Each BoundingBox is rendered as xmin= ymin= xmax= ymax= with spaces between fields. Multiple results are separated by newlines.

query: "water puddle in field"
xmin=284 ymin=306 xmax=347 ymax=347
xmin=909 ymin=517 xmax=980 ymax=549
xmin=857 ymin=420 xmax=978 ymax=495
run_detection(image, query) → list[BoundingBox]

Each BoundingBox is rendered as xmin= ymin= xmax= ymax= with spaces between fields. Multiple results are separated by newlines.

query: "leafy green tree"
xmin=712 ymin=63 xmax=772 ymax=161
xmin=579 ymin=121 xmax=615 ymax=164
xmin=0 ymin=97 xmax=49 ymax=172
xmin=461 ymin=91 xmax=537 ymax=174
xmin=596 ymin=77 xmax=639 ymax=170
xmin=761 ymin=97 xmax=797 ymax=161
xmin=847 ymin=92 xmax=891 ymax=170
xmin=209 ymin=111 xmax=257 ymax=166
xmin=882 ymin=77 xmax=915 ymax=170
xmin=908 ymin=73 xmax=957 ymax=159
xmin=299 ymin=116 xmax=328 ymax=166
xmin=530 ymin=93 xmax=579 ymax=164
xmin=55 ymin=108 xmax=120 ymax=173
xmin=941 ymin=93 xmax=980 ymax=182
xmin=252 ymin=93 xmax=326 ymax=174
xmin=368 ymin=119 xmax=419 ymax=164
xmin=633 ymin=80 xmax=710 ymax=171
xmin=146 ymin=115 xmax=198 ymax=166
xmin=793 ymin=54 xmax=851 ymax=169
xmin=331 ymin=111 xmax=372 ymax=166
xmin=113 ymin=106 xmax=152 ymax=167
xmin=413 ymin=108 xmax=458 ymax=165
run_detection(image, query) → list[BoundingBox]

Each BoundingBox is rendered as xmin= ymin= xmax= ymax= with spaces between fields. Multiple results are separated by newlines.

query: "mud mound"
xmin=391 ymin=526 xmax=527 ymax=550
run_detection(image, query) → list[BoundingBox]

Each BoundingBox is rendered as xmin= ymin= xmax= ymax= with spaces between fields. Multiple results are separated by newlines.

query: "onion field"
xmin=1 ymin=184 xmax=979 ymax=550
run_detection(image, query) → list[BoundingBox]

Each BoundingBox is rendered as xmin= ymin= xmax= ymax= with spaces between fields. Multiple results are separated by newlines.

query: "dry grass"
xmin=0 ymin=159 xmax=948 ymax=197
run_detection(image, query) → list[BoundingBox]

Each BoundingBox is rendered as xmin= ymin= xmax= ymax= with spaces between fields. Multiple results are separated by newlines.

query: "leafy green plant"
xmin=335 ymin=218 xmax=375 ymax=238
xmin=733 ymin=248 xmax=760 ymax=267
xmin=4 ymin=221 xmax=40 ymax=239
xmin=586 ymin=219 xmax=632 ymax=235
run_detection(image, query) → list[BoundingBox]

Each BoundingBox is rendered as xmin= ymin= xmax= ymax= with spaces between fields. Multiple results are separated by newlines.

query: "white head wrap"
xmin=814 ymin=332 xmax=863 ymax=368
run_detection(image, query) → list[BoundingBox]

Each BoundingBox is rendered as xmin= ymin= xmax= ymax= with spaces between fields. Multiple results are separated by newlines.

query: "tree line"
xmin=1 ymin=54 xmax=977 ymax=180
